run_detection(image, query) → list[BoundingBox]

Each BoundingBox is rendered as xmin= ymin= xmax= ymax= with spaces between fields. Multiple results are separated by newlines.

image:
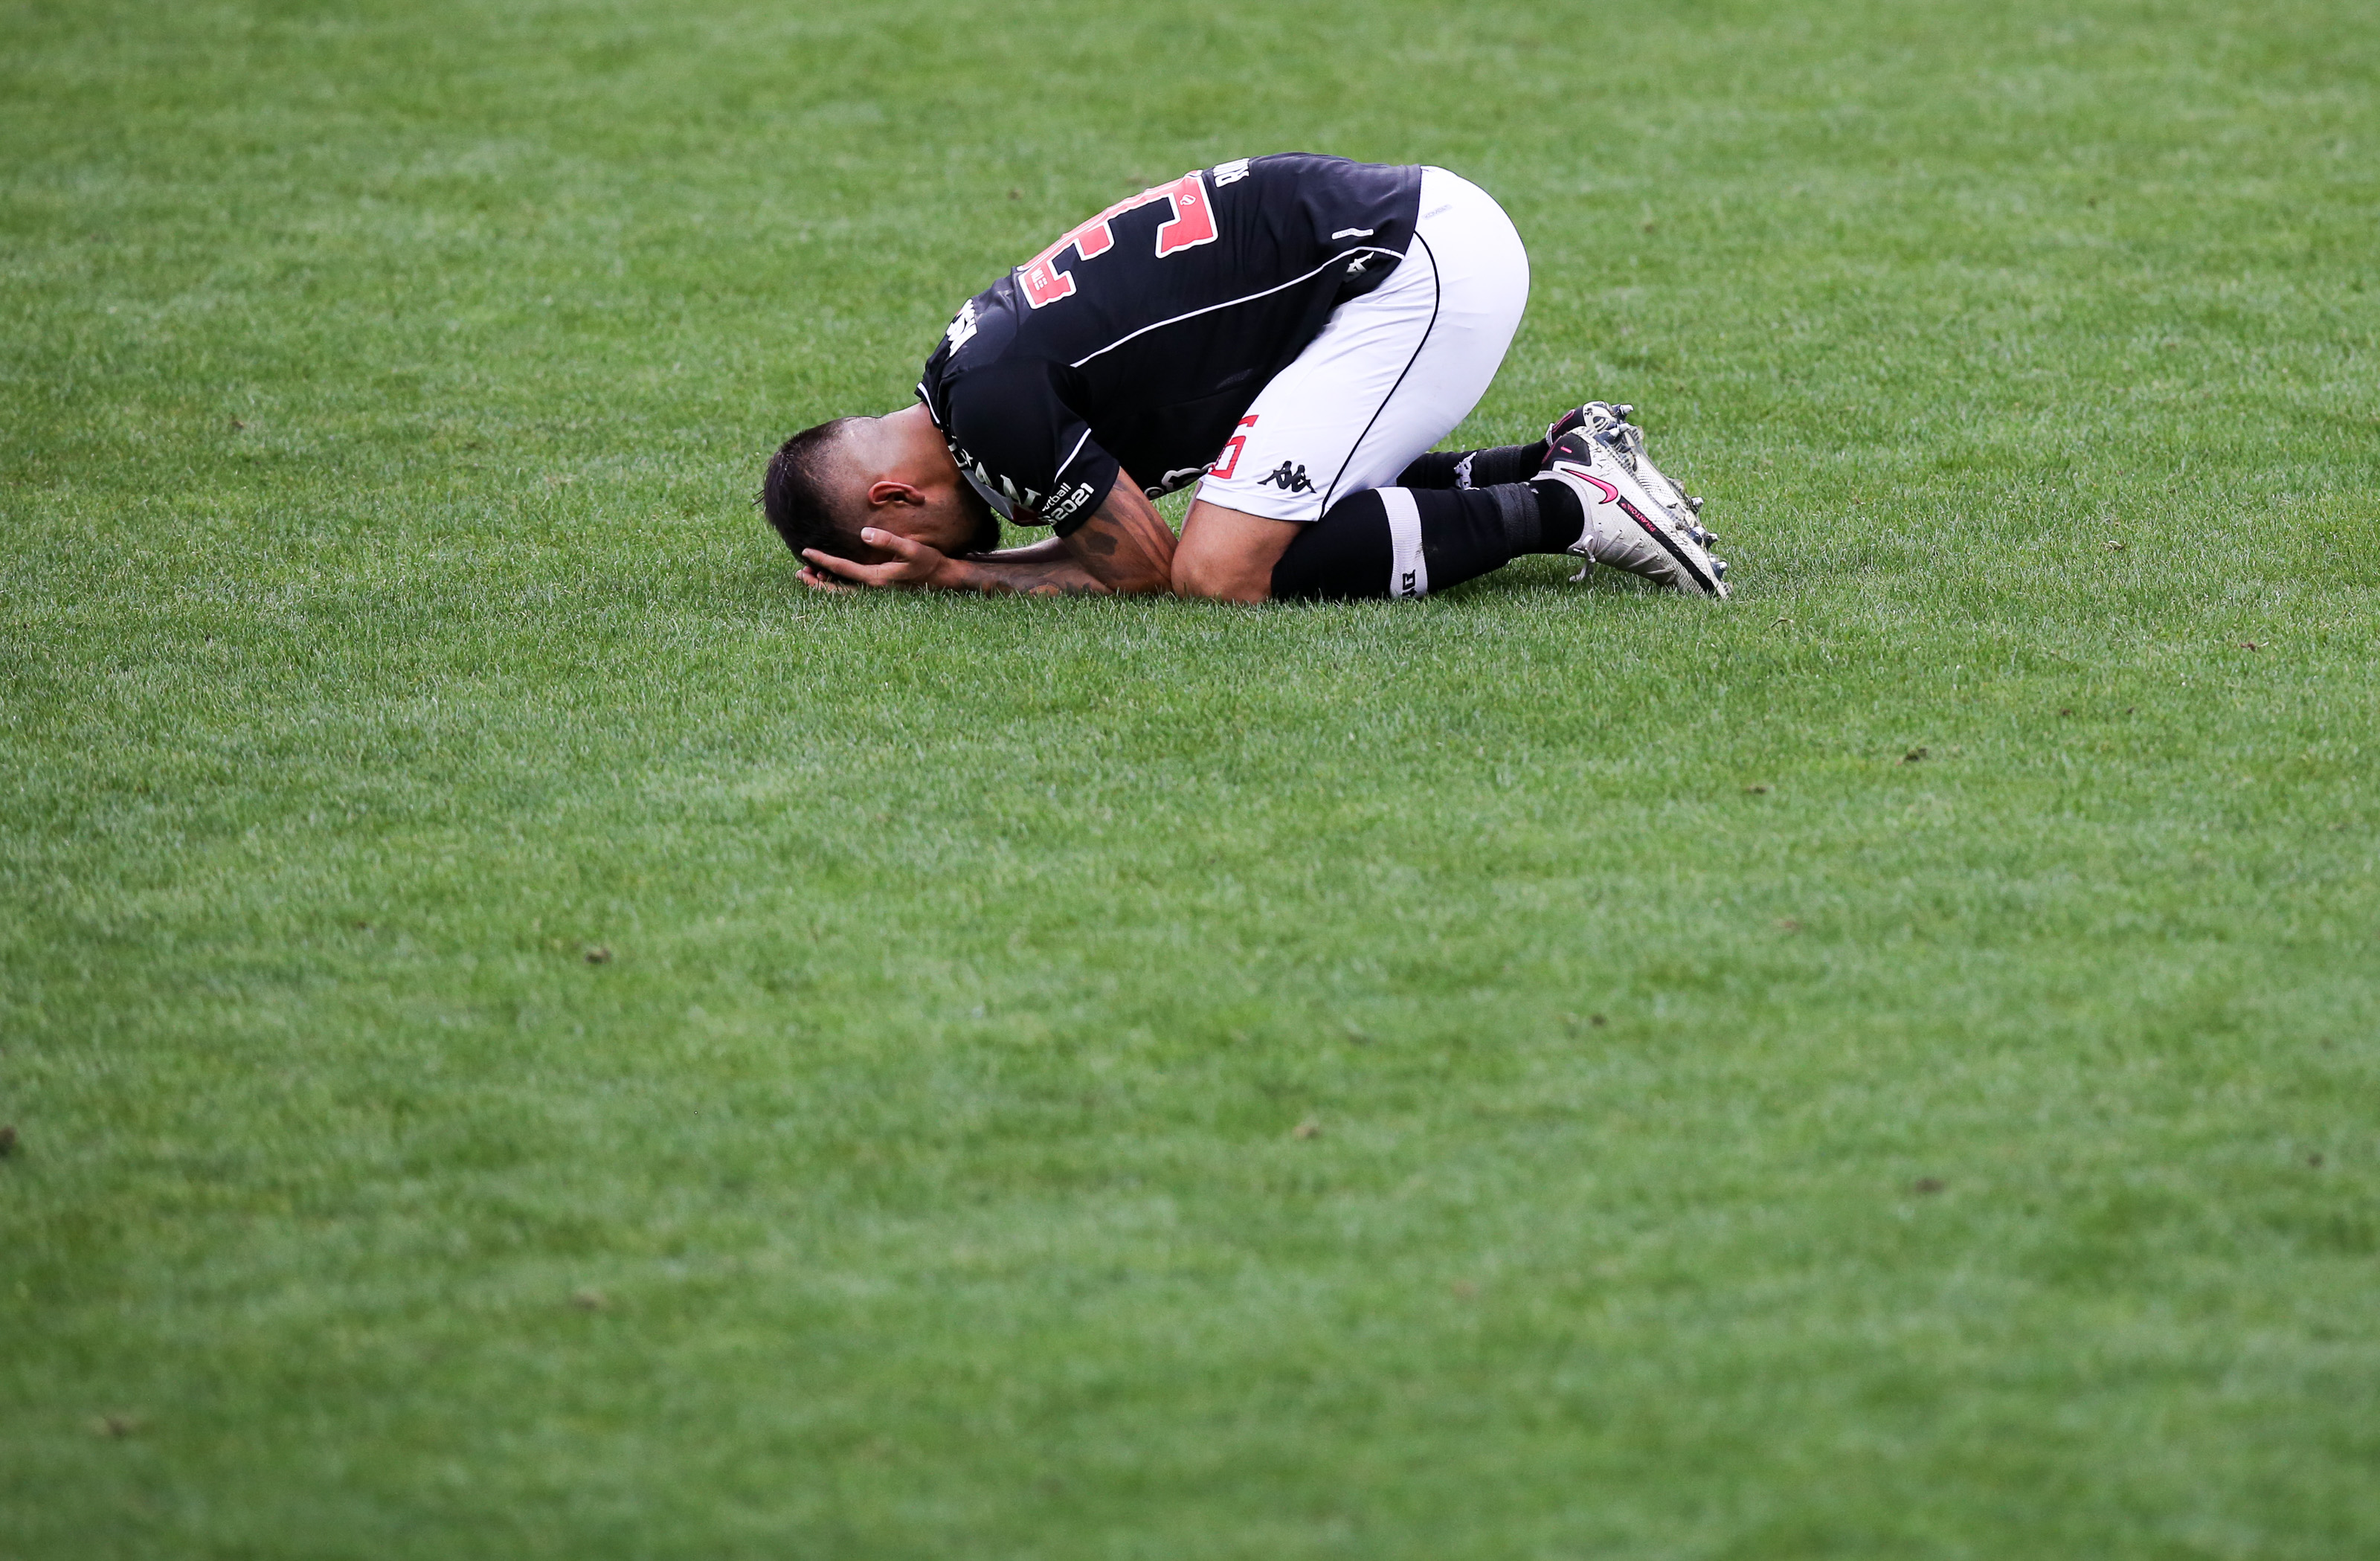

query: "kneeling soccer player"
xmin=762 ymin=153 xmax=1728 ymax=602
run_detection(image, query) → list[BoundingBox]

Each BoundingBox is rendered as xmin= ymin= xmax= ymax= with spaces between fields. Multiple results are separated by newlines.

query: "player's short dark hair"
xmin=759 ymin=417 xmax=866 ymax=561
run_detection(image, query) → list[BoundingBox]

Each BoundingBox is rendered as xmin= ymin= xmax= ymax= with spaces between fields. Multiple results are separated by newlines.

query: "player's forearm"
xmin=928 ymin=550 xmax=1114 ymax=596
xmin=968 ymin=534 xmax=1072 ymax=564
xmin=876 ymin=477 xmax=1179 ymax=596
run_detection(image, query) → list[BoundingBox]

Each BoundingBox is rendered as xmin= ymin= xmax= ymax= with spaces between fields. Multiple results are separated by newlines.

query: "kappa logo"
xmin=1258 ymin=461 xmax=1314 ymax=494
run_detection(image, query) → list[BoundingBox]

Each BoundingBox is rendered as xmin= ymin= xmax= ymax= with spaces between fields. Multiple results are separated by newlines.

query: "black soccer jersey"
xmin=916 ymin=154 xmax=1424 ymax=535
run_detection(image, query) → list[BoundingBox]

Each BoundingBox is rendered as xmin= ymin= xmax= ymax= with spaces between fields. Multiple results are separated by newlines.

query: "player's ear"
xmin=863 ymin=478 xmax=925 ymax=510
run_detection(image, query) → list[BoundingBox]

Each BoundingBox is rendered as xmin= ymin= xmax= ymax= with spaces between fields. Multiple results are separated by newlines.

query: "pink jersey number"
xmin=1017 ymin=172 xmax=1220 ymax=309
xmin=1209 ymin=414 xmax=1258 ymax=480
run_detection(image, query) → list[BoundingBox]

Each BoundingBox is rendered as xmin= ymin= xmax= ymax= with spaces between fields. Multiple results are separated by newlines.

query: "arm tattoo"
xmin=919 ymin=474 xmax=1178 ymax=596
xmin=1061 ymin=479 xmax=1177 ymax=593
xmin=946 ymin=556 xmax=1115 ymax=596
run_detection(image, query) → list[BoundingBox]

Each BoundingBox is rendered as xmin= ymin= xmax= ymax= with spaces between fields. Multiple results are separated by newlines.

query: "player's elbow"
xmin=1097 ymin=544 xmax=1177 ymax=596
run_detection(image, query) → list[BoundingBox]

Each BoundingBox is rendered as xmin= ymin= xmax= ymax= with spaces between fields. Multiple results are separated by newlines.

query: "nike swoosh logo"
xmin=1554 ymin=462 xmax=1618 ymax=503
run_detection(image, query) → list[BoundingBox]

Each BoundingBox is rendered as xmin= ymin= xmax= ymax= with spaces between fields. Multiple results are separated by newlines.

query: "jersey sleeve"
xmin=933 ymin=362 xmax=1120 ymax=537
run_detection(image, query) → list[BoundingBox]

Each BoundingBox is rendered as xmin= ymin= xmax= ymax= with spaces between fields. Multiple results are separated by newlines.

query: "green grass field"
xmin=4 ymin=0 xmax=2377 ymax=1554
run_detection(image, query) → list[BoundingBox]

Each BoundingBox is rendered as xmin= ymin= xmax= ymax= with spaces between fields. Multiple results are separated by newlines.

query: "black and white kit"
xmin=916 ymin=153 xmax=1528 ymax=538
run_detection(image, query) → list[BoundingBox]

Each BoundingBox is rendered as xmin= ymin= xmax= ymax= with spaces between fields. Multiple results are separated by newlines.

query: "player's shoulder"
xmin=932 ymin=277 xmax=1022 ymax=371
xmin=919 ymin=278 xmax=1038 ymax=416
xmin=919 ymin=292 xmax=1063 ymax=442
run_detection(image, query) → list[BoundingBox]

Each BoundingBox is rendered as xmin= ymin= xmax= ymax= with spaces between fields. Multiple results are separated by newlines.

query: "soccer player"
xmin=762 ymin=154 xmax=1728 ymax=602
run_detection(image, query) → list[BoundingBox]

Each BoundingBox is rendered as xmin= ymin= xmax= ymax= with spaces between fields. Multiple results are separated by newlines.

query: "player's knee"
xmin=1171 ymin=541 xmax=1273 ymax=603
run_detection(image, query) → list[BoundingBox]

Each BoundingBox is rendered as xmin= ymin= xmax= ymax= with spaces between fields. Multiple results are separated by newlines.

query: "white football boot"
xmin=1537 ymin=403 xmax=1728 ymax=598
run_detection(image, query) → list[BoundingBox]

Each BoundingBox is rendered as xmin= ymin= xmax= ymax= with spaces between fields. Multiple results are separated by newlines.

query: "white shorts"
xmin=1195 ymin=167 xmax=1530 ymax=523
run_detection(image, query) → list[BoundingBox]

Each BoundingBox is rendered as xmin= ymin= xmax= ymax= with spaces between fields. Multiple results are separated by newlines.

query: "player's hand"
xmin=800 ymin=528 xmax=949 ymax=590
xmin=793 ymin=564 xmax=858 ymax=593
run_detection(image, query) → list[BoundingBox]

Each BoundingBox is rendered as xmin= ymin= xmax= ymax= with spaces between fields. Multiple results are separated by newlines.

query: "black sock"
xmin=1396 ymin=440 xmax=1549 ymax=491
xmin=1532 ymin=477 xmax=1585 ymax=552
xmin=1270 ymin=480 xmax=1586 ymax=601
